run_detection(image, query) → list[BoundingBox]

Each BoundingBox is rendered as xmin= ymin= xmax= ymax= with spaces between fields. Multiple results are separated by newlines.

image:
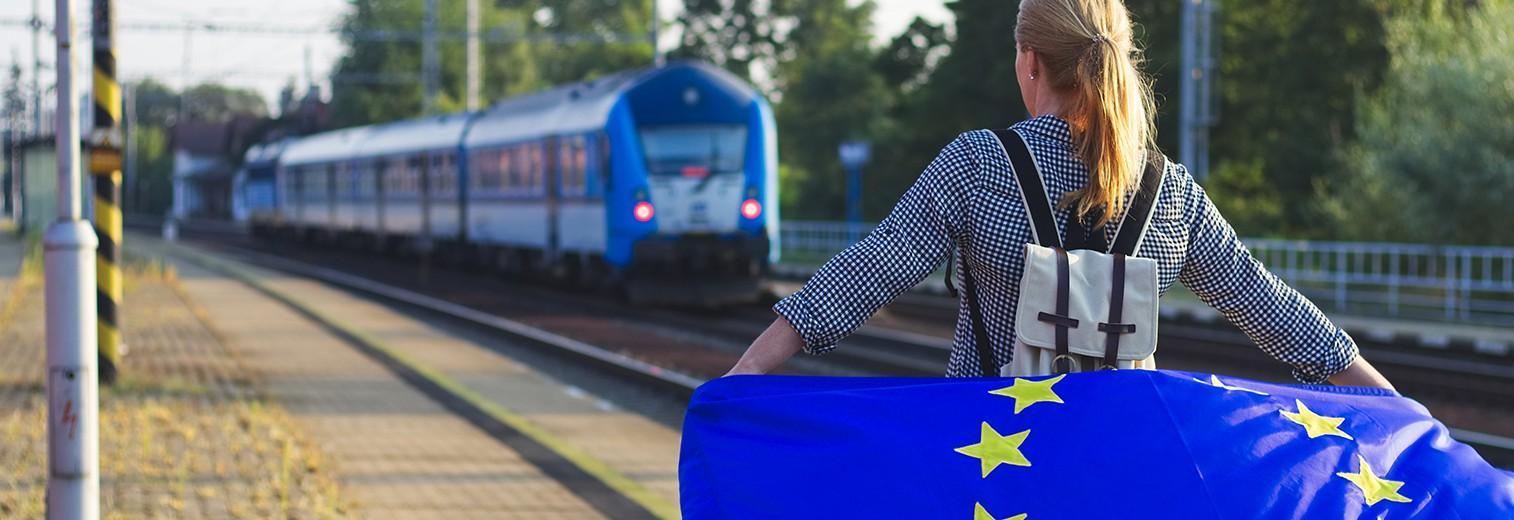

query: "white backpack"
xmin=957 ymin=129 xmax=1166 ymax=377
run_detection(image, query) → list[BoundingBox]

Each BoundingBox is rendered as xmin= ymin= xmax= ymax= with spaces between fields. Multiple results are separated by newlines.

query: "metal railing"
xmin=779 ymin=220 xmax=1514 ymax=325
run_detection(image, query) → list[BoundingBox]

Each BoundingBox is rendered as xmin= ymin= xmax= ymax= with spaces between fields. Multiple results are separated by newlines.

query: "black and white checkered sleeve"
xmin=1175 ymin=170 xmax=1359 ymax=383
xmin=774 ymin=133 xmax=982 ymax=355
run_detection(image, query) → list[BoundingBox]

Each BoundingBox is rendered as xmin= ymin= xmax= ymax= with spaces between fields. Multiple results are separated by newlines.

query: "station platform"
xmin=0 ymin=230 xmax=682 ymax=519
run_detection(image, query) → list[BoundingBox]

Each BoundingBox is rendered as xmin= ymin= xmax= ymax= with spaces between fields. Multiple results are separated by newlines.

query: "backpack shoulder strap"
xmin=990 ymin=129 xmax=1061 ymax=249
xmin=1108 ymin=153 xmax=1167 ymax=256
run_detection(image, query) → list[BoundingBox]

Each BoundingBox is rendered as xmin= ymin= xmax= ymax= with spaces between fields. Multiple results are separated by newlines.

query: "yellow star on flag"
xmin=968 ymin=506 xmax=1029 ymax=520
xmin=973 ymin=502 xmax=1028 ymax=520
xmin=1280 ymin=399 xmax=1354 ymax=440
xmin=955 ymin=422 xmax=1031 ymax=478
xmin=1337 ymin=455 xmax=1412 ymax=506
xmin=989 ymin=374 xmax=1066 ymax=414
xmin=1195 ymin=374 xmax=1268 ymax=395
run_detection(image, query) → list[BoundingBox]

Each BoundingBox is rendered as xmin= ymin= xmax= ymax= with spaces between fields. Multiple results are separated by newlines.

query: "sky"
xmin=0 ymin=0 xmax=953 ymax=114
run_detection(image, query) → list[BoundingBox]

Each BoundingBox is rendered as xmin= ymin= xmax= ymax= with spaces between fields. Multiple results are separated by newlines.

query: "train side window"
xmin=574 ymin=136 xmax=588 ymax=196
xmin=529 ymin=142 xmax=544 ymax=196
xmin=500 ymin=146 xmax=515 ymax=196
xmin=300 ymin=167 xmax=311 ymax=198
xmin=304 ymin=165 xmax=316 ymax=198
xmin=335 ymin=164 xmax=350 ymax=199
xmin=557 ymin=140 xmax=572 ymax=196
xmin=469 ymin=150 xmax=484 ymax=191
xmin=357 ymin=161 xmax=372 ymax=200
xmin=380 ymin=159 xmax=396 ymax=195
xmin=597 ymin=132 xmax=612 ymax=192
xmin=559 ymin=135 xmax=588 ymax=197
xmin=438 ymin=152 xmax=456 ymax=195
xmin=407 ymin=156 xmax=423 ymax=195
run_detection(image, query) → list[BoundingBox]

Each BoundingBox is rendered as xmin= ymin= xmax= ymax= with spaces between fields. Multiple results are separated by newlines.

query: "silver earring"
xmin=1029 ymin=73 xmax=1036 ymax=80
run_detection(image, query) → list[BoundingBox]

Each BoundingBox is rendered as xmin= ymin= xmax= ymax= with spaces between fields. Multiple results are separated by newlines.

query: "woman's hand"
xmin=1327 ymin=356 xmax=1396 ymax=391
xmin=723 ymin=364 xmax=766 ymax=377
xmin=724 ymin=316 xmax=806 ymax=377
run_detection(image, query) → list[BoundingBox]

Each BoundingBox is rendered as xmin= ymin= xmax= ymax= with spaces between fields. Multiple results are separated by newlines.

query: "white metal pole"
xmin=651 ymin=0 xmax=663 ymax=67
xmin=465 ymin=0 xmax=480 ymax=111
xmin=1179 ymin=0 xmax=1196 ymax=180
xmin=45 ymin=0 xmax=100 ymax=517
xmin=31 ymin=0 xmax=43 ymax=135
xmin=422 ymin=0 xmax=437 ymax=115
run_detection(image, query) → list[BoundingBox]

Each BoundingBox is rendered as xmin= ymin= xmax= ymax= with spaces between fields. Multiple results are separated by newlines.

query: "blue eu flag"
xmin=680 ymin=370 xmax=1514 ymax=518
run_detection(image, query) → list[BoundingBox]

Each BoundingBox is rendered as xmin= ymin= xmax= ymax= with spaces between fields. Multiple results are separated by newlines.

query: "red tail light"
xmin=633 ymin=201 xmax=655 ymax=222
xmin=741 ymin=199 xmax=762 ymax=220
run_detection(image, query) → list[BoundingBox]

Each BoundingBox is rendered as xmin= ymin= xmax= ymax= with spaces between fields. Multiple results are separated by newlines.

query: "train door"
xmin=544 ymin=137 xmax=561 ymax=267
xmin=292 ymin=167 xmax=303 ymax=225
xmin=417 ymin=155 xmax=432 ymax=250
xmin=375 ymin=158 xmax=386 ymax=240
xmin=326 ymin=163 xmax=337 ymax=229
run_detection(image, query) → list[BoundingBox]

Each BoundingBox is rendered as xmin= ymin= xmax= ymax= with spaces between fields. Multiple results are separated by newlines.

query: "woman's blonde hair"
xmin=1015 ymin=0 xmax=1156 ymax=227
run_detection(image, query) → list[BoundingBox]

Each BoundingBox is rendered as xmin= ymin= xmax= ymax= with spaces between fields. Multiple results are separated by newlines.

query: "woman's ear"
xmin=1021 ymin=47 xmax=1039 ymax=80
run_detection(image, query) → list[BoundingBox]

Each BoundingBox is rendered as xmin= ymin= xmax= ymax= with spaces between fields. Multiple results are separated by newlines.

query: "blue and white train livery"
xmin=246 ymin=61 xmax=779 ymax=303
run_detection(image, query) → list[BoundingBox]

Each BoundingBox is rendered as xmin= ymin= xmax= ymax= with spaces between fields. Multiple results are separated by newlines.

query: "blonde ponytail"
xmin=1016 ymin=0 xmax=1156 ymax=227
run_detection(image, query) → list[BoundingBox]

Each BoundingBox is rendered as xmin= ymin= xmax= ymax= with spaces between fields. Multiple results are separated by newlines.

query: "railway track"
xmin=155 ymin=230 xmax=1514 ymax=468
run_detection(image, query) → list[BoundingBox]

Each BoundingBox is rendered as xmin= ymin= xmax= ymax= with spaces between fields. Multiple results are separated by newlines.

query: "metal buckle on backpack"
xmin=1053 ymin=354 xmax=1075 ymax=374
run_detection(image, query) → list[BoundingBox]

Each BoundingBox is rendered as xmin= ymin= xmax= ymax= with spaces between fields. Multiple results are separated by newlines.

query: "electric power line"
xmin=0 ymin=17 xmax=648 ymax=45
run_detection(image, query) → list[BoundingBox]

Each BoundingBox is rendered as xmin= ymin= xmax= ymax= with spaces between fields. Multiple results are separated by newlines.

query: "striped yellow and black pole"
xmin=90 ymin=0 xmax=123 ymax=385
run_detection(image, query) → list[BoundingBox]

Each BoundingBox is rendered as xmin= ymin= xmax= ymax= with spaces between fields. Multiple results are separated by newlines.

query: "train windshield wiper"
xmin=695 ymin=139 xmax=722 ymax=192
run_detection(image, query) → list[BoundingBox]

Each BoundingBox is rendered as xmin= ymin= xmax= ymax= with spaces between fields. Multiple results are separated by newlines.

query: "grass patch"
xmin=0 ymin=391 xmax=347 ymax=519
xmin=0 ymin=262 xmax=349 ymax=518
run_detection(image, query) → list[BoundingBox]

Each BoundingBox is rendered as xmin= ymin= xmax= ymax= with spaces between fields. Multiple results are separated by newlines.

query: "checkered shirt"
xmin=774 ymin=116 xmax=1359 ymax=383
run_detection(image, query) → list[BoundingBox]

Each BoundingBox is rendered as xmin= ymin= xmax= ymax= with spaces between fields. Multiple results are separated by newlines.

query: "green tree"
xmin=120 ymin=80 xmax=268 ymax=214
xmin=3 ymin=63 xmax=24 ymax=131
xmin=865 ymin=0 xmax=1023 ymax=221
xmin=329 ymin=0 xmax=539 ymax=127
xmin=1120 ymin=0 xmax=1479 ymax=236
xmin=128 ymin=79 xmax=179 ymax=127
xmin=874 ymin=17 xmax=950 ymax=92
xmin=521 ymin=0 xmax=655 ymax=85
xmin=182 ymin=83 xmax=267 ymax=121
xmin=672 ymin=0 xmax=800 ymax=87
xmin=130 ymin=125 xmax=174 ymax=215
xmin=1322 ymin=0 xmax=1514 ymax=245
xmin=773 ymin=0 xmax=889 ymax=219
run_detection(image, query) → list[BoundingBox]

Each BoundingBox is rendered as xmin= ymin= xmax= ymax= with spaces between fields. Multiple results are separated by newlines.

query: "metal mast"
xmin=1179 ymin=0 xmax=1217 ymax=181
xmin=45 ymin=0 xmax=101 ymax=515
xmin=466 ymin=0 xmax=480 ymax=111
xmin=422 ymin=0 xmax=438 ymax=115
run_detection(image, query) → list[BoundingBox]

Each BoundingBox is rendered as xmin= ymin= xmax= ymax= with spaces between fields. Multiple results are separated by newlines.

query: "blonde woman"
xmin=728 ymin=0 xmax=1394 ymax=389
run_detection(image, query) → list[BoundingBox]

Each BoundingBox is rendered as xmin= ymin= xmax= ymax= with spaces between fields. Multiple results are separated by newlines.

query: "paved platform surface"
xmin=0 ymin=231 xmax=346 ymax=518
xmin=135 ymin=235 xmax=682 ymax=518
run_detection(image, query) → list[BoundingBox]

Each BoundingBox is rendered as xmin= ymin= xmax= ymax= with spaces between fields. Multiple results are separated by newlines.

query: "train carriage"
xmin=249 ymin=61 xmax=779 ymax=304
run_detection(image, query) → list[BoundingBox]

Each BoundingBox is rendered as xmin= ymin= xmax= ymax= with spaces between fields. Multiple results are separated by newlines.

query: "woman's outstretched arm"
xmin=727 ymin=133 xmax=984 ymax=375
xmin=726 ymin=317 xmax=805 ymax=376
xmin=1176 ymin=167 xmax=1393 ymax=389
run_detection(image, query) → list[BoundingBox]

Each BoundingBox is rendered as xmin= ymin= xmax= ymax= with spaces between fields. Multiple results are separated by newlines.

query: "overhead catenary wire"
xmin=0 ymin=17 xmax=649 ymax=45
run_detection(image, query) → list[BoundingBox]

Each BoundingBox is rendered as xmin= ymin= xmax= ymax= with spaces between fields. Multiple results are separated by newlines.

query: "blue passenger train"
xmin=244 ymin=62 xmax=780 ymax=303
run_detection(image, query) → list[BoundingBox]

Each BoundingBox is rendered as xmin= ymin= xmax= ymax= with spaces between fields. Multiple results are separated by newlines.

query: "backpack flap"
xmin=1014 ymin=244 xmax=1158 ymax=360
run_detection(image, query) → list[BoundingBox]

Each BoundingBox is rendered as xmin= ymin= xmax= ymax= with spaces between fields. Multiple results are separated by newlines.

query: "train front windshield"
xmin=639 ymin=125 xmax=747 ymax=177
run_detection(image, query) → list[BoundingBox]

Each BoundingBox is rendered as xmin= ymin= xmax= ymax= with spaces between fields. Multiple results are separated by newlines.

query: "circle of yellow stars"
xmin=956 ymin=373 xmax=1414 ymax=518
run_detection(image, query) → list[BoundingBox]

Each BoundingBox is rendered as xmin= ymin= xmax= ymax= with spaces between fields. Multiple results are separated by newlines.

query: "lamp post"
xmin=838 ymin=140 xmax=871 ymax=243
